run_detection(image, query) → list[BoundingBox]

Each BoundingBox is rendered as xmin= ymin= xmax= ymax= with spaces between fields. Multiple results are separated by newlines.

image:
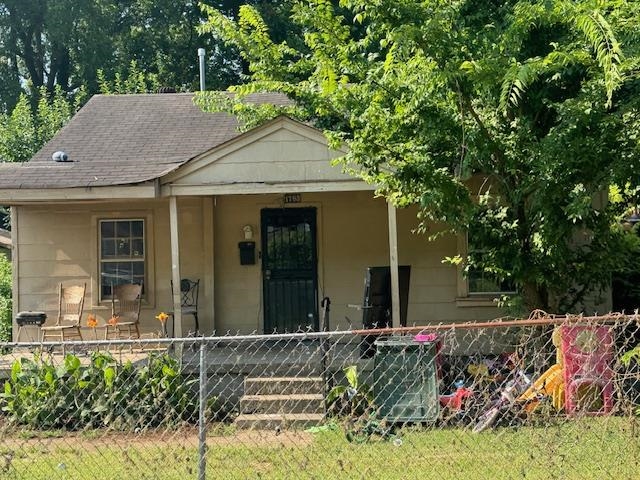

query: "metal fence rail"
xmin=0 ymin=313 xmax=639 ymax=479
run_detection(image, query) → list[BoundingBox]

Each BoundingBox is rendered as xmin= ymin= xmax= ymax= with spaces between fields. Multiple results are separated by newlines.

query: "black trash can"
xmin=373 ymin=336 xmax=440 ymax=423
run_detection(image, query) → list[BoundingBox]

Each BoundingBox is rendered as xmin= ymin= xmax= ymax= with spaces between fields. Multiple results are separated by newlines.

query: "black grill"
xmin=16 ymin=311 xmax=47 ymax=326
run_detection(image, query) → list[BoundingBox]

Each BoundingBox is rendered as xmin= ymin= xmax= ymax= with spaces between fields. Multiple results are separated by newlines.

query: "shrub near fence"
xmin=2 ymin=351 xmax=197 ymax=430
xmin=0 ymin=314 xmax=638 ymax=479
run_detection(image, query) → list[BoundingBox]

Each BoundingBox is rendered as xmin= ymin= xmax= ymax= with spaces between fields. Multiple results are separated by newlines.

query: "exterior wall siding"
xmin=12 ymin=198 xmax=212 ymax=338
xmin=13 ymin=192 xmax=505 ymax=339
xmin=213 ymin=191 xmax=504 ymax=334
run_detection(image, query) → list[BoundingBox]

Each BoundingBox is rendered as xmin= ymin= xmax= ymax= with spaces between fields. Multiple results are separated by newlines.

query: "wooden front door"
xmin=261 ymin=207 xmax=318 ymax=333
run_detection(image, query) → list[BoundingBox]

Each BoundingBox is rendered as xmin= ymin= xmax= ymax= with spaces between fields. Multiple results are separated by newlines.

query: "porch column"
xmin=169 ymin=196 xmax=183 ymax=337
xmin=10 ymin=206 xmax=19 ymax=338
xmin=387 ymin=201 xmax=401 ymax=329
xmin=203 ymin=197 xmax=215 ymax=332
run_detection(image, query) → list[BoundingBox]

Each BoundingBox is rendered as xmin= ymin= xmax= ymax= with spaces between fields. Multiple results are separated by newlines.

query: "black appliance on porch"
xmin=360 ymin=265 xmax=411 ymax=358
xmin=15 ymin=311 xmax=47 ymax=342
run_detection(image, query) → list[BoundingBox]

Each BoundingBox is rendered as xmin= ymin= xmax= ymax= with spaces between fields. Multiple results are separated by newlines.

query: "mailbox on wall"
xmin=238 ymin=241 xmax=256 ymax=265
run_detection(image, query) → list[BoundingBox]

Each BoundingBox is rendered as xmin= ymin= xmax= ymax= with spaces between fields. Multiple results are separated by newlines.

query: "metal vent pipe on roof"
xmin=52 ymin=150 xmax=69 ymax=162
xmin=198 ymin=48 xmax=206 ymax=92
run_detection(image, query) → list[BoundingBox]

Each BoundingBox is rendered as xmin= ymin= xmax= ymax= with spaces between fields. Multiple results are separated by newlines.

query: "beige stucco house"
xmin=0 ymin=93 xmax=507 ymax=340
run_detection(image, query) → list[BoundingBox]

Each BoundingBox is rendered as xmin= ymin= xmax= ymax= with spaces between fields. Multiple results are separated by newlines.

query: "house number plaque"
xmin=284 ymin=193 xmax=301 ymax=204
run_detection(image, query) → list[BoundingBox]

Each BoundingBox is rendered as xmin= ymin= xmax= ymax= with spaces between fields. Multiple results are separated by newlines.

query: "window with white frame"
xmin=466 ymin=236 xmax=516 ymax=295
xmin=458 ymin=235 xmax=516 ymax=300
xmin=99 ymin=219 xmax=145 ymax=299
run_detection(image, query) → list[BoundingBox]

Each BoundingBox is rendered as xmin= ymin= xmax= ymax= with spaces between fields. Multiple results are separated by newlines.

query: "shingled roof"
xmin=0 ymin=92 xmax=292 ymax=189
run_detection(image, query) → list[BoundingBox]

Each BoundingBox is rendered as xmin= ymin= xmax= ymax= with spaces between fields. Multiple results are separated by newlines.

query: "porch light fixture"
xmin=243 ymin=225 xmax=254 ymax=240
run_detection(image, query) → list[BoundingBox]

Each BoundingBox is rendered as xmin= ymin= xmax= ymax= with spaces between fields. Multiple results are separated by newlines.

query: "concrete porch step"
xmin=240 ymin=393 xmax=324 ymax=414
xmin=234 ymin=413 xmax=324 ymax=430
xmin=244 ymin=376 xmax=324 ymax=396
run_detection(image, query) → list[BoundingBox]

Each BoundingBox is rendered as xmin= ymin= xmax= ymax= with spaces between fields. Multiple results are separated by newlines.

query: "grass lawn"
xmin=1 ymin=417 xmax=638 ymax=479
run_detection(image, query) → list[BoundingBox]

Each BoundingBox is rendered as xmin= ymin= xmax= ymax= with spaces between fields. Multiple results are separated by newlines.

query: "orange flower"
xmin=156 ymin=312 xmax=169 ymax=323
xmin=108 ymin=315 xmax=119 ymax=326
xmin=87 ymin=314 xmax=98 ymax=328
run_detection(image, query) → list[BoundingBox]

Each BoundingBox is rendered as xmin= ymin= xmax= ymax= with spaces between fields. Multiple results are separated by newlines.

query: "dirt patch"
xmin=0 ymin=426 xmax=313 ymax=451
xmin=209 ymin=429 xmax=313 ymax=448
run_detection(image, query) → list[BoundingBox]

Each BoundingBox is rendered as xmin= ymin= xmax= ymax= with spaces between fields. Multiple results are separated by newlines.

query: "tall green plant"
xmin=326 ymin=366 xmax=374 ymax=418
xmin=0 ymin=351 xmax=197 ymax=430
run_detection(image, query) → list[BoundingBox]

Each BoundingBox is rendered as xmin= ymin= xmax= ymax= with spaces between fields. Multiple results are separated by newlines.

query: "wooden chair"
xmin=41 ymin=283 xmax=86 ymax=342
xmin=108 ymin=283 xmax=142 ymax=339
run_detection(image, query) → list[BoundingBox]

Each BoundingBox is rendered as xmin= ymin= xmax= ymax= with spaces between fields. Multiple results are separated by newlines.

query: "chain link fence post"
xmin=198 ymin=339 xmax=207 ymax=480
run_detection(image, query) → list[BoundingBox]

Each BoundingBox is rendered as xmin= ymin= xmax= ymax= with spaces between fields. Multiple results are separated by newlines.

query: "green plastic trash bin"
xmin=373 ymin=336 xmax=439 ymax=422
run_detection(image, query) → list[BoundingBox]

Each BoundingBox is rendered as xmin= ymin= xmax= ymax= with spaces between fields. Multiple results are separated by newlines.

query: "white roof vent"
xmin=52 ymin=150 xmax=70 ymax=162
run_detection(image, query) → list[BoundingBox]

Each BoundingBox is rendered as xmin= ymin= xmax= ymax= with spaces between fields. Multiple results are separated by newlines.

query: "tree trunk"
xmin=522 ymin=281 xmax=551 ymax=313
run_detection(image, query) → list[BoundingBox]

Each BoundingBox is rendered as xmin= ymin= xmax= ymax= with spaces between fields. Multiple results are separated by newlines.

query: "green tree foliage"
xmin=0 ymin=85 xmax=83 ymax=235
xmin=0 ymin=1 xmax=216 ymax=103
xmin=0 ymin=0 xmax=298 ymax=109
xmin=97 ymin=61 xmax=161 ymax=95
xmin=0 ymin=86 xmax=84 ymax=163
xmin=198 ymin=0 xmax=640 ymax=313
xmin=0 ymin=252 xmax=11 ymax=342
xmin=0 ymin=0 xmax=115 ymax=102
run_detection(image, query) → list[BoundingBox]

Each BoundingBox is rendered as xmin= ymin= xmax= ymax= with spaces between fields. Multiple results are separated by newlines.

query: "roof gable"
xmin=163 ymin=116 xmax=353 ymax=189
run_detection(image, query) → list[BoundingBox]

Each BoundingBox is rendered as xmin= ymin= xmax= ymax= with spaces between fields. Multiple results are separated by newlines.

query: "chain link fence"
xmin=0 ymin=313 xmax=639 ymax=479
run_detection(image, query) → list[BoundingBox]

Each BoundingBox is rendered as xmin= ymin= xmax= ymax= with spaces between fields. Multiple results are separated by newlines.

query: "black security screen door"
xmin=261 ymin=207 xmax=318 ymax=333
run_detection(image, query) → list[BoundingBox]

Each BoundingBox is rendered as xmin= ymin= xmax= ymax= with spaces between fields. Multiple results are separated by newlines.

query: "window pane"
xmin=116 ymin=221 xmax=131 ymax=237
xmin=116 ymin=262 xmax=133 ymax=283
xmin=133 ymin=262 xmax=144 ymax=276
xmin=101 ymin=261 xmax=146 ymax=293
xmin=101 ymin=239 xmax=115 ymax=258
xmin=131 ymin=220 xmax=144 ymax=237
xmin=111 ymin=262 xmax=131 ymax=284
xmin=131 ymin=239 xmax=144 ymax=257
xmin=116 ymin=239 xmax=131 ymax=257
xmin=101 ymin=263 xmax=120 ymax=292
xmin=101 ymin=221 xmax=115 ymax=238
